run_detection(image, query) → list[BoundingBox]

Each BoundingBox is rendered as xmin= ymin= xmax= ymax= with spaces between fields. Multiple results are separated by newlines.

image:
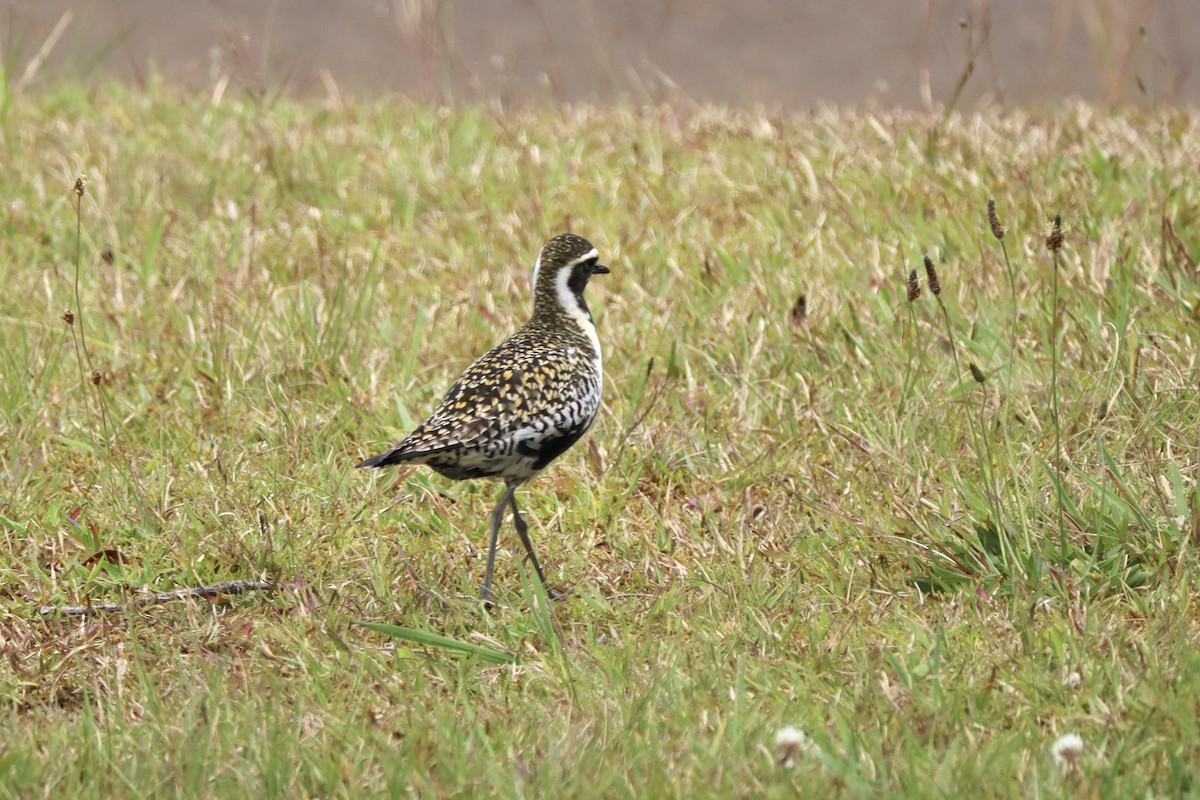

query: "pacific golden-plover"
xmin=358 ymin=233 xmax=609 ymax=604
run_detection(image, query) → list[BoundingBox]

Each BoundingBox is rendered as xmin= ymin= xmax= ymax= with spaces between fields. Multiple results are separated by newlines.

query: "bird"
xmin=357 ymin=233 xmax=609 ymax=605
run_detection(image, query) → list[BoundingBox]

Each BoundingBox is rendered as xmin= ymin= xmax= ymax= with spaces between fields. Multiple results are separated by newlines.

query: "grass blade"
xmin=357 ymin=621 xmax=516 ymax=664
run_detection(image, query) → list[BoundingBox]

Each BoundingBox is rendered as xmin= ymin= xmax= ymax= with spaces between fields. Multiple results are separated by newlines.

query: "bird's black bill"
xmin=592 ymin=263 xmax=610 ymax=275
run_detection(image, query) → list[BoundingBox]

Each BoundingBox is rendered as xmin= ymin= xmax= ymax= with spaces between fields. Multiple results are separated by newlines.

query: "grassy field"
xmin=1 ymin=82 xmax=1198 ymax=798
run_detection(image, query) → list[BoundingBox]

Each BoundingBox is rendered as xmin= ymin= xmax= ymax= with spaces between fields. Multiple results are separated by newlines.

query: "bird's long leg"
xmin=481 ymin=482 xmax=516 ymax=605
xmin=509 ymin=491 xmax=566 ymax=600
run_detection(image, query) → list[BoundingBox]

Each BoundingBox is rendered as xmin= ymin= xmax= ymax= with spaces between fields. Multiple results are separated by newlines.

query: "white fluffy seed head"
xmin=773 ymin=725 xmax=808 ymax=766
xmin=1051 ymin=733 xmax=1084 ymax=771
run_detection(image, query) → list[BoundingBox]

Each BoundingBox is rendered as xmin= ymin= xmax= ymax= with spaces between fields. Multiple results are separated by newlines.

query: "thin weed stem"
xmin=1047 ymin=215 xmax=1067 ymax=562
xmin=1000 ymin=239 xmax=1018 ymax=385
xmin=926 ymin=14 xmax=986 ymax=161
xmin=972 ymin=370 xmax=1010 ymax=567
xmin=73 ymin=180 xmax=112 ymax=436
xmin=898 ymin=269 xmax=926 ymax=418
xmin=69 ymin=175 xmax=156 ymax=532
xmin=988 ymin=200 xmax=1019 ymax=394
xmin=70 ymin=180 xmax=102 ymax=432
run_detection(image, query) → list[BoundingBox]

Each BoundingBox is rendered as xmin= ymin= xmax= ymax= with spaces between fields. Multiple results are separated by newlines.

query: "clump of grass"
xmin=913 ymin=249 xmax=1006 ymax=572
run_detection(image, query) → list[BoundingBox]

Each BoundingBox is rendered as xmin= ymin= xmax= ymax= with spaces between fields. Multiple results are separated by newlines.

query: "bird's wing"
xmin=387 ymin=339 xmax=589 ymax=458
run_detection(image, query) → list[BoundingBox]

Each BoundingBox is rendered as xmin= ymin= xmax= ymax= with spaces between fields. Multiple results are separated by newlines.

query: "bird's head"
xmin=531 ymin=233 xmax=609 ymax=320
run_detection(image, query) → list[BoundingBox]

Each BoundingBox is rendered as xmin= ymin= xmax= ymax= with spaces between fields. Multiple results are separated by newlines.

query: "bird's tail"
xmin=355 ymin=449 xmax=407 ymax=469
xmin=357 ymin=440 xmax=458 ymax=469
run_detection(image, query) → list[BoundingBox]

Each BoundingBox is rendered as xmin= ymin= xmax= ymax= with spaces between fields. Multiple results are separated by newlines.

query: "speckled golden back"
xmin=402 ymin=321 xmax=601 ymax=456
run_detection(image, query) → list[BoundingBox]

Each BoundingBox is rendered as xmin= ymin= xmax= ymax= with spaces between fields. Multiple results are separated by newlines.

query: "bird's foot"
xmin=478 ymin=586 xmax=497 ymax=611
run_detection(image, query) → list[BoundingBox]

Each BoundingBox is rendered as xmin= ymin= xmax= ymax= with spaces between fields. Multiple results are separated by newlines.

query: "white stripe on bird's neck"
xmin=552 ymin=257 xmax=603 ymax=381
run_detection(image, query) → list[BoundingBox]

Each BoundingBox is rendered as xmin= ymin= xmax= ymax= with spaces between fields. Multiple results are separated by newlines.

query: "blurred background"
xmin=4 ymin=0 xmax=1198 ymax=108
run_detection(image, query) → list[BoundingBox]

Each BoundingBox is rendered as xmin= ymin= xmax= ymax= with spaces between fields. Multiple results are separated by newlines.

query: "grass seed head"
xmin=1047 ymin=214 xmax=1064 ymax=253
xmin=61 ymin=309 xmax=75 ymax=325
xmin=906 ymin=269 xmax=921 ymax=302
xmin=791 ymin=292 xmax=807 ymax=325
xmin=987 ymin=198 xmax=1004 ymax=240
xmin=923 ymin=254 xmax=941 ymax=296
xmin=969 ymin=362 xmax=986 ymax=383
xmin=73 ymin=175 xmax=87 ymax=197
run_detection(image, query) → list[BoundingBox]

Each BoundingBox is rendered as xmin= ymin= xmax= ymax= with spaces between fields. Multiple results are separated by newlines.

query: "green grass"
xmin=2 ymin=82 xmax=1199 ymax=798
